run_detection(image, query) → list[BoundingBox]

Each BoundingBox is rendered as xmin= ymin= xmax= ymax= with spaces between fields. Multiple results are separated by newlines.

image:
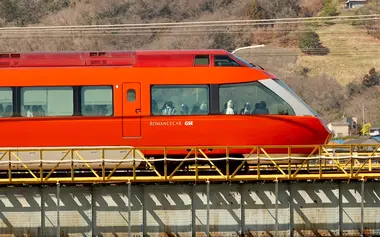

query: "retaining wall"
xmin=0 ymin=181 xmax=378 ymax=237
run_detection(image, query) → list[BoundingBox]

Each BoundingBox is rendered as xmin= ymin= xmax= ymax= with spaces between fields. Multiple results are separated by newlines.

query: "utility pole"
xmin=362 ymin=103 xmax=365 ymax=126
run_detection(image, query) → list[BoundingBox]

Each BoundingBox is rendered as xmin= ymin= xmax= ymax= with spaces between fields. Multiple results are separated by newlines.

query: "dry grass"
xmin=296 ymin=23 xmax=380 ymax=85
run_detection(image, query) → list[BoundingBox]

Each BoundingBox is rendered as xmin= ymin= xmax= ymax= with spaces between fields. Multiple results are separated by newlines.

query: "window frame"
xmin=218 ymin=80 xmax=296 ymax=116
xmin=0 ymin=85 xmax=116 ymax=118
xmin=127 ymin=89 xmax=136 ymax=102
xmin=193 ymin=55 xmax=210 ymax=67
xmin=20 ymin=86 xmax=75 ymax=117
xmin=150 ymin=84 xmax=211 ymax=116
xmin=0 ymin=86 xmax=14 ymax=118
xmin=214 ymin=55 xmax=242 ymax=67
xmin=80 ymin=85 xmax=114 ymax=117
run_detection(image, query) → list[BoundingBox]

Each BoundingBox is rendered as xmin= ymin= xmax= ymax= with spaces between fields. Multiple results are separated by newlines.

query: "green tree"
xmin=321 ymin=0 xmax=339 ymax=16
xmin=361 ymin=123 xmax=372 ymax=136
xmin=299 ymin=30 xmax=329 ymax=55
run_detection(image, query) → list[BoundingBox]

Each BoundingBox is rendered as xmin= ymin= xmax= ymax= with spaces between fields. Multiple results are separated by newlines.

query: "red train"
xmin=0 ymin=49 xmax=331 ymax=172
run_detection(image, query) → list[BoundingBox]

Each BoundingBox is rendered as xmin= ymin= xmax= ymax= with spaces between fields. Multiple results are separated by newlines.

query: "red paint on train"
xmin=0 ymin=49 xmax=331 ymax=159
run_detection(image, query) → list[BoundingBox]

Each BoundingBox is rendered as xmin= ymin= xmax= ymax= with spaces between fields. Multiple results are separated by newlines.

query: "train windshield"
xmin=219 ymin=79 xmax=318 ymax=116
xmin=233 ymin=55 xmax=254 ymax=67
xmin=260 ymin=79 xmax=319 ymax=116
xmin=232 ymin=55 xmax=263 ymax=68
xmin=219 ymin=80 xmax=296 ymax=115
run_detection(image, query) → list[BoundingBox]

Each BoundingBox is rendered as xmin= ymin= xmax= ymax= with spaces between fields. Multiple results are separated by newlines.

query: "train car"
xmin=0 ymin=49 xmax=331 ymax=173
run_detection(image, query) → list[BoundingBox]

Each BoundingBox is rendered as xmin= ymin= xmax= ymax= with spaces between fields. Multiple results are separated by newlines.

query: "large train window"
xmin=21 ymin=87 xmax=74 ymax=117
xmin=151 ymin=85 xmax=210 ymax=115
xmin=194 ymin=55 xmax=210 ymax=66
xmin=81 ymin=86 xmax=113 ymax=116
xmin=219 ymin=82 xmax=295 ymax=115
xmin=0 ymin=88 xmax=13 ymax=118
xmin=214 ymin=55 xmax=241 ymax=67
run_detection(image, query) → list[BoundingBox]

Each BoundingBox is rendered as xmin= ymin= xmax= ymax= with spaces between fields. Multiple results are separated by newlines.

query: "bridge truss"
xmin=0 ymin=144 xmax=379 ymax=184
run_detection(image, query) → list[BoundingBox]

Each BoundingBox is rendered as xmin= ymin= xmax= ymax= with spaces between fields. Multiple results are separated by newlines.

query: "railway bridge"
xmin=0 ymin=143 xmax=379 ymax=237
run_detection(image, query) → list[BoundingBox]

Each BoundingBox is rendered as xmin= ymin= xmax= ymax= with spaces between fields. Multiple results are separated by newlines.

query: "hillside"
xmin=297 ymin=23 xmax=380 ymax=86
xmin=0 ymin=0 xmax=380 ymax=128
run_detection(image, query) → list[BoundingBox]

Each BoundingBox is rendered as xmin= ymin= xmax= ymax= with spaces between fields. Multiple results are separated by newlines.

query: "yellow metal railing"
xmin=0 ymin=144 xmax=379 ymax=184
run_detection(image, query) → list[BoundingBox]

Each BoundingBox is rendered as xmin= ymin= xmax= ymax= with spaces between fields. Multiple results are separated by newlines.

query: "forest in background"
xmin=0 ymin=0 xmax=380 ymax=130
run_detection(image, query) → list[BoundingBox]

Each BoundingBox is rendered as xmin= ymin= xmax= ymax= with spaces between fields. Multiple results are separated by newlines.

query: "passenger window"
xmin=0 ymin=87 xmax=13 ymax=118
xmin=214 ymin=55 xmax=241 ymax=67
xmin=81 ymin=86 xmax=113 ymax=116
xmin=127 ymin=89 xmax=136 ymax=102
xmin=21 ymin=87 xmax=73 ymax=117
xmin=194 ymin=55 xmax=210 ymax=66
xmin=219 ymin=82 xmax=295 ymax=115
xmin=151 ymin=85 xmax=209 ymax=116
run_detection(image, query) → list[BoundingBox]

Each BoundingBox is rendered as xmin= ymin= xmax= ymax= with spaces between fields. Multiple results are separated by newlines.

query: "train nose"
xmin=318 ymin=117 xmax=333 ymax=143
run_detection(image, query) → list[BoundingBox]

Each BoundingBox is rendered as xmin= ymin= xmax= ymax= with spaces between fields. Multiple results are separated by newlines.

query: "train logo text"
xmin=149 ymin=121 xmax=194 ymax=126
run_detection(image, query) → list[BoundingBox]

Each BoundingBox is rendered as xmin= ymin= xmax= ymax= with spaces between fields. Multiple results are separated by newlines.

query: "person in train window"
xmin=199 ymin=103 xmax=208 ymax=114
xmin=159 ymin=102 xmax=167 ymax=114
xmin=162 ymin=101 xmax=177 ymax=115
xmin=240 ymin=102 xmax=251 ymax=115
xmin=191 ymin=104 xmax=199 ymax=114
xmin=252 ymin=103 xmax=259 ymax=114
xmin=278 ymin=110 xmax=289 ymax=115
xmin=252 ymin=101 xmax=269 ymax=115
xmin=0 ymin=104 xmax=3 ymax=117
xmin=24 ymin=105 xmax=33 ymax=117
xmin=181 ymin=104 xmax=189 ymax=115
xmin=225 ymin=100 xmax=234 ymax=115
xmin=221 ymin=102 xmax=227 ymax=114
xmin=4 ymin=105 xmax=12 ymax=117
xmin=37 ymin=105 xmax=45 ymax=116
xmin=32 ymin=105 xmax=40 ymax=117
xmin=260 ymin=101 xmax=269 ymax=114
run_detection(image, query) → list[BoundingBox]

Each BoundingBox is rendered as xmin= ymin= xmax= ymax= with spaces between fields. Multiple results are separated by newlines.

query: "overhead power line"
xmin=1 ymin=14 xmax=379 ymax=29
xmin=0 ymin=14 xmax=379 ymax=36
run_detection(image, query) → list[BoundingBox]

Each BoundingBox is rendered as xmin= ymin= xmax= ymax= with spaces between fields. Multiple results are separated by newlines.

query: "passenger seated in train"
xmin=4 ymin=105 xmax=12 ymax=117
xmin=162 ymin=101 xmax=177 ymax=115
xmin=191 ymin=104 xmax=199 ymax=114
xmin=278 ymin=109 xmax=289 ymax=115
xmin=240 ymin=102 xmax=251 ymax=115
xmin=24 ymin=105 xmax=33 ymax=117
xmin=31 ymin=105 xmax=45 ymax=117
xmin=199 ymin=103 xmax=208 ymax=114
xmin=252 ymin=101 xmax=269 ymax=115
xmin=225 ymin=100 xmax=235 ymax=115
xmin=181 ymin=104 xmax=189 ymax=115
xmin=0 ymin=104 xmax=3 ymax=117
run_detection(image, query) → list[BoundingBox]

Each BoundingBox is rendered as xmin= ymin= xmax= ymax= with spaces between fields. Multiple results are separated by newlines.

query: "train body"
xmin=0 ymin=49 xmax=331 ymax=171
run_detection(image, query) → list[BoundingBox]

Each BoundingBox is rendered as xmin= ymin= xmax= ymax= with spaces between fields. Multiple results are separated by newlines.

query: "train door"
xmin=122 ymin=83 xmax=141 ymax=137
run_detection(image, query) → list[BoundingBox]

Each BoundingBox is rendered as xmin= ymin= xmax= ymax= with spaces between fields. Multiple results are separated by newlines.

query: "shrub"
xmin=321 ymin=0 xmax=339 ymax=16
xmin=299 ymin=30 xmax=329 ymax=55
xmin=346 ymin=82 xmax=363 ymax=97
xmin=362 ymin=68 xmax=380 ymax=87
